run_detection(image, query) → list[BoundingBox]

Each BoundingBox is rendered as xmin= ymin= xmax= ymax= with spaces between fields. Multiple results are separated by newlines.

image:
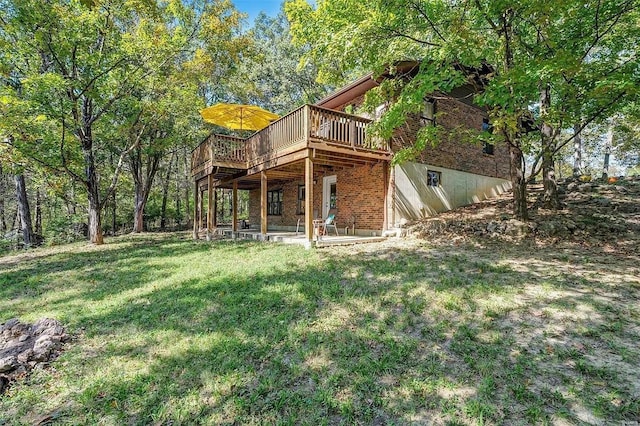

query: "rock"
xmin=1 ymin=318 xmax=20 ymax=331
xmin=578 ymin=183 xmax=594 ymax=192
xmin=0 ymin=318 xmax=67 ymax=393
xmin=505 ymin=219 xmax=529 ymax=237
xmin=0 ymin=355 xmax=18 ymax=373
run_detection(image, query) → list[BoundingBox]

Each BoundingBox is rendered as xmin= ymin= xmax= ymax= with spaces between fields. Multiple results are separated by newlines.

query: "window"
xmin=329 ymin=182 xmax=337 ymax=209
xmin=296 ymin=185 xmax=305 ymax=215
xmin=427 ymin=170 xmax=441 ymax=187
xmin=421 ymin=98 xmax=436 ymax=126
xmin=482 ymin=141 xmax=495 ymax=155
xmin=482 ymin=118 xmax=493 ymax=133
xmin=481 ymin=118 xmax=494 ymax=155
xmin=267 ymin=189 xmax=283 ymax=215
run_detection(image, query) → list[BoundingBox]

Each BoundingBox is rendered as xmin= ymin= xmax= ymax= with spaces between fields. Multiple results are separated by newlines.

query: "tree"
xmin=1 ymin=0 xmax=246 ymax=243
xmin=14 ymin=173 xmax=33 ymax=246
xmin=286 ymin=0 xmax=639 ymax=219
xmin=228 ymin=11 xmax=333 ymax=114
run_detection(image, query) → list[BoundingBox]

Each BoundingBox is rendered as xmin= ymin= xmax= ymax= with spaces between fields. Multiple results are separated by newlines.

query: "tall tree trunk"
xmin=76 ymin=96 xmax=104 ymax=244
xmin=83 ymin=148 xmax=104 ymax=244
xmin=0 ymin=165 xmax=6 ymax=233
xmin=573 ymin=123 xmax=583 ymax=177
xmin=160 ymin=151 xmax=176 ymax=230
xmin=508 ymin=142 xmax=528 ymax=220
xmin=111 ymin=186 xmax=117 ymax=235
xmin=602 ymin=122 xmax=614 ymax=181
xmin=540 ymin=83 xmax=561 ymax=209
xmin=131 ymin=147 xmax=161 ymax=233
xmin=14 ymin=174 xmax=34 ymax=247
xmin=501 ymin=8 xmax=528 ymax=220
xmin=183 ymin=146 xmax=191 ymax=226
xmin=35 ymin=189 xmax=42 ymax=235
xmin=175 ymin=150 xmax=182 ymax=225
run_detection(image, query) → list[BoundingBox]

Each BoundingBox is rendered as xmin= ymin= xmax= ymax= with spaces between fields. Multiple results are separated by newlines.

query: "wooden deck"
xmin=191 ymin=104 xmax=391 ymax=183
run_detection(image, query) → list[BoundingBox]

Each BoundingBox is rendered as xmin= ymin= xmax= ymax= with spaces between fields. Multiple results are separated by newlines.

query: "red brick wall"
xmin=333 ymin=93 xmax=510 ymax=180
xmin=248 ymin=180 xmax=306 ymax=228
xmin=247 ymin=162 xmax=386 ymax=232
xmin=392 ymin=98 xmax=510 ymax=179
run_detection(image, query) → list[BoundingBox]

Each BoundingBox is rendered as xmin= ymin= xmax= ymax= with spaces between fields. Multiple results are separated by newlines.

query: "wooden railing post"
xmin=349 ymin=121 xmax=356 ymax=147
xmin=303 ymin=105 xmax=310 ymax=141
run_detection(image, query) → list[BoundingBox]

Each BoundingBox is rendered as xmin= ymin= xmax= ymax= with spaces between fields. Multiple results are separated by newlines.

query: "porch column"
xmin=199 ymin=189 xmax=204 ymax=231
xmin=192 ymin=179 xmax=199 ymax=239
xmin=382 ymin=161 xmax=388 ymax=231
xmin=260 ymin=170 xmax=268 ymax=236
xmin=232 ymin=180 xmax=238 ymax=233
xmin=206 ymin=173 xmax=214 ymax=241
xmin=304 ymin=153 xmax=314 ymax=246
xmin=213 ymin=188 xmax=218 ymax=228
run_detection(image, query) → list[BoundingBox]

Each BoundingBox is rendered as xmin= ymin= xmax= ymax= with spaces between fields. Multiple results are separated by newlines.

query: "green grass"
xmin=1 ymin=233 xmax=639 ymax=425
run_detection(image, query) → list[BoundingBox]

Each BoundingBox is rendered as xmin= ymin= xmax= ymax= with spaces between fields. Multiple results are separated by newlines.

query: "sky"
xmin=232 ymin=0 xmax=283 ymax=24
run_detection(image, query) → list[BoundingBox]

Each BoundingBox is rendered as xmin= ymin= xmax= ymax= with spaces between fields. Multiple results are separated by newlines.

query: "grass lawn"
xmin=1 ymin=233 xmax=639 ymax=425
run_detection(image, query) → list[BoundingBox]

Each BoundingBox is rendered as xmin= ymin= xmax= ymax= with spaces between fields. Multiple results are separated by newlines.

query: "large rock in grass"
xmin=0 ymin=318 xmax=68 ymax=393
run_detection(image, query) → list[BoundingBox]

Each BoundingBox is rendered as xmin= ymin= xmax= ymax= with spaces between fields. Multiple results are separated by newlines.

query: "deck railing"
xmin=191 ymin=134 xmax=246 ymax=175
xmin=309 ymin=105 xmax=372 ymax=148
xmin=191 ymin=105 xmax=389 ymax=175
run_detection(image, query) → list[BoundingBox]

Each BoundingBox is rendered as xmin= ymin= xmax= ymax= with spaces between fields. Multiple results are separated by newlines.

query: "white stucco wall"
xmin=392 ymin=162 xmax=512 ymax=223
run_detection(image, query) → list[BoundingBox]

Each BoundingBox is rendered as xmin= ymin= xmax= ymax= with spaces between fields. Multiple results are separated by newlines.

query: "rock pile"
xmin=0 ymin=318 xmax=68 ymax=394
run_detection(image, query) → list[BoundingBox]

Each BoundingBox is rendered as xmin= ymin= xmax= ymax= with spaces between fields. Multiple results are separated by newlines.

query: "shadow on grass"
xmin=1 ymin=234 xmax=638 ymax=424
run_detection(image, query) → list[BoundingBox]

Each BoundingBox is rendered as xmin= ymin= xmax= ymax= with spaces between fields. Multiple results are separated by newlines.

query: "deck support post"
xmin=192 ymin=180 xmax=199 ymax=239
xmin=304 ymin=152 xmax=314 ymax=248
xmin=382 ymin=161 xmax=388 ymax=232
xmin=260 ymin=170 xmax=268 ymax=236
xmin=206 ymin=174 xmax=214 ymax=241
xmin=232 ymin=180 xmax=238 ymax=237
xmin=213 ymin=187 xmax=218 ymax=229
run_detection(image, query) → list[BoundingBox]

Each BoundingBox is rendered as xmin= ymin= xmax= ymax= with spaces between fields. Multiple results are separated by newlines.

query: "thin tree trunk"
xmin=501 ymin=9 xmax=528 ymax=220
xmin=183 ymin=146 xmax=191 ymax=226
xmin=111 ymin=186 xmax=117 ymax=235
xmin=573 ymin=123 xmax=582 ymax=177
xmin=0 ymin=165 xmax=6 ymax=233
xmin=15 ymin=174 xmax=34 ymax=247
xmin=35 ymin=189 xmax=42 ymax=235
xmin=540 ymin=83 xmax=561 ymax=209
xmin=131 ymin=147 xmax=161 ymax=233
xmin=602 ymin=122 xmax=614 ymax=181
xmin=160 ymin=151 xmax=176 ymax=231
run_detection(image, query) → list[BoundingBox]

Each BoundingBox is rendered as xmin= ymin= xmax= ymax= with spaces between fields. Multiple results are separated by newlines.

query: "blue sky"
xmin=233 ymin=0 xmax=283 ymax=24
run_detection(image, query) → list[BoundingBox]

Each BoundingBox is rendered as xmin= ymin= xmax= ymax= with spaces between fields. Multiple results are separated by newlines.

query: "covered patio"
xmin=191 ymin=104 xmax=392 ymax=248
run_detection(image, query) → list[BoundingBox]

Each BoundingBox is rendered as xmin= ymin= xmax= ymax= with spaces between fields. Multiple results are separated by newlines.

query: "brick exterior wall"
xmin=333 ymin=92 xmax=510 ymax=180
xmin=392 ymin=98 xmax=510 ymax=180
xmin=248 ymin=162 xmax=386 ymax=232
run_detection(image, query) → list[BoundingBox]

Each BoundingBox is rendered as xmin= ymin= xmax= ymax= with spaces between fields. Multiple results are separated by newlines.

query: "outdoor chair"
xmin=322 ymin=214 xmax=339 ymax=236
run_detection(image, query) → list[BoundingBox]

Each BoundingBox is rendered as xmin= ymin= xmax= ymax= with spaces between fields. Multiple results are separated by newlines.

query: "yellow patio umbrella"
xmin=199 ymin=103 xmax=279 ymax=132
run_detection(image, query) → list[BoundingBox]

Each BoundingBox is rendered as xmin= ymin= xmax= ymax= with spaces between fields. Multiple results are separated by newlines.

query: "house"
xmin=191 ymin=67 xmax=511 ymax=246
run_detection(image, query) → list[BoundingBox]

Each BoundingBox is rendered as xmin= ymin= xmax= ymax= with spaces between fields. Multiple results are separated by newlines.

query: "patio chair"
xmin=322 ymin=214 xmax=339 ymax=236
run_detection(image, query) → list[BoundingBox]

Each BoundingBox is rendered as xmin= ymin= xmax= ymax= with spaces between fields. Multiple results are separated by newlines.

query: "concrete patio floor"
xmin=203 ymin=227 xmax=387 ymax=247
